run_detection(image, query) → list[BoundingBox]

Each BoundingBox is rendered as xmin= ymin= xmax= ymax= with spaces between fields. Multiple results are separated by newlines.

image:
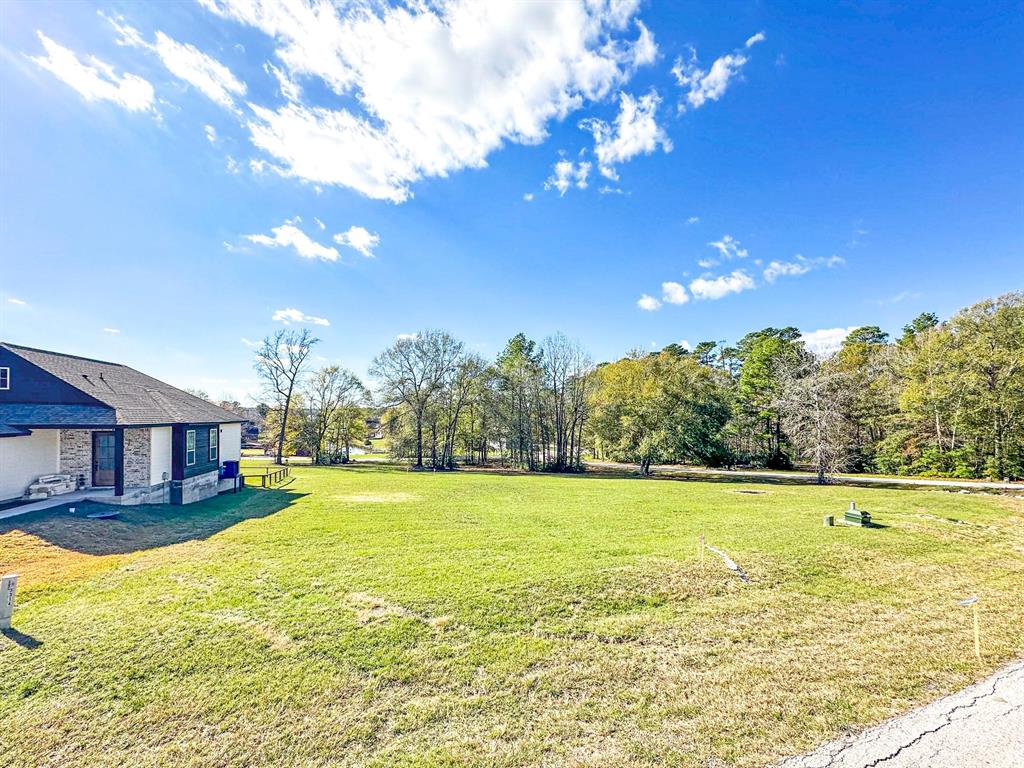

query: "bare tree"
xmin=300 ymin=365 xmax=365 ymax=463
xmin=370 ymin=330 xmax=463 ymax=467
xmin=773 ymin=358 xmax=852 ymax=483
xmin=254 ymin=328 xmax=318 ymax=464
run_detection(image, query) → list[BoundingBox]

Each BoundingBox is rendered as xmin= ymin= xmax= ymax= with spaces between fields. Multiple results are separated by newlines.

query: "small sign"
xmin=0 ymin=574 xmax=17 ymax=630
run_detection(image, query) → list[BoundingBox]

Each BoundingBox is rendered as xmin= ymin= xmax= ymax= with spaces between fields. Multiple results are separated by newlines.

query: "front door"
xmin=92 ymin=432 xmax=115 ymax=487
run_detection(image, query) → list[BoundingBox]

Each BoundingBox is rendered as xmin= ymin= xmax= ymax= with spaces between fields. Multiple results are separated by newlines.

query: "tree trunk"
xmin=276 ymin=385 xmax=293 ymax=465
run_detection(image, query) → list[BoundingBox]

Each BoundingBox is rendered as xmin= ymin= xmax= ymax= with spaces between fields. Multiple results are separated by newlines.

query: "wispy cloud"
xmin=544 ymin=158 xmax=591 ymax=196
xmin=272 ymin=307 xmax=330 ymax=326
xmin=240 ymin=337 xmax=259 ymax=347
xmin=246 ymin=217 xmax=339 ymax=262
xmin=204 ymin=124 xmax=217 ymax=143
xmin=264 ymin=60 xmax=301 ymax=102
xmin=6 ymin=298 xmax=27 ymax=306
xmin=29 ymin=32 xmax=155 ymax=113
xmin=707 ymin=234 xmax=748 ymax=260
xmin=872 ymin=290 xmax=920 ymax=305
xmin=763 ymin=254 xmax=843 ymax=283
xmin=686 ymin=216 xmax=700 ymax=225
xmin=579 ymin=90 xmax=672 ymax=180
xmin=672 ymin=32 xmax=764 ymax=111
xmin=107 ymin=15 xmax=247 ymax=112
xmin=333 ymin=225 xmax=380 ymax=258
xmin=523 ymin=193 xmax=534 ymax=202
xmin=103 ymin=327 xmax=121 ymax=334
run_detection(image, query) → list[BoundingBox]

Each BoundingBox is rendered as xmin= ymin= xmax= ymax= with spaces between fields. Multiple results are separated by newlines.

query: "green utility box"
xmin=844 ymin=502 xmax=872 ymax=527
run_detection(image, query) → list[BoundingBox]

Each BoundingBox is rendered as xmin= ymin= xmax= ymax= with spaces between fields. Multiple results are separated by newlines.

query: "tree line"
xmin=252 ymin=292 xmax=1023 ymax=481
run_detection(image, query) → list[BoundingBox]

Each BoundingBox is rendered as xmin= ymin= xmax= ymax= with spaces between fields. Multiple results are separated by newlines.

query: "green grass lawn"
xmin=2 ymin=466 xmax=1022 ymax=767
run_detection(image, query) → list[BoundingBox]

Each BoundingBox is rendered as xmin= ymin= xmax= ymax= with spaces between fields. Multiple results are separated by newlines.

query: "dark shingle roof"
xmin=0 ymin=404 xmax=115 ymax=428
xmin=1 ymin=343 xmax=244 ymax=426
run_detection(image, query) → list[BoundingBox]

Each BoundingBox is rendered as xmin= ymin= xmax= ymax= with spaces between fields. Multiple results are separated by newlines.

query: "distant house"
xmin=0 ymin=343 xmax=243 ymax=505
xmin=365 ymin=416 xmax=383 ymax=440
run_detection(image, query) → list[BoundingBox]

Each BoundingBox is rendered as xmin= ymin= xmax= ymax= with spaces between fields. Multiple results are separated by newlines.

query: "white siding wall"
xmin=150 ymin=427 xmax=172 ymax=485
xmin=219 ymin=423 xmax=241 ymax=463
xmin=0 ymin=430 xmax=60 ymax=501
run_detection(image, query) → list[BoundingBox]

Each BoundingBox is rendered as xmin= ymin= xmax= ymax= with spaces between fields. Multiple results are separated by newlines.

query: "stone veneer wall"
xmin=59 ymin=429 xmax=92 ymax=486
xmin=59 ymin=428 xmax=152 ymax=489
xmin=123 ymin=428 xmax=151 ymax=489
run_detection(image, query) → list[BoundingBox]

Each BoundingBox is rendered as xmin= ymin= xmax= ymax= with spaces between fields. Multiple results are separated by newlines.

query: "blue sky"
xmin=1 ymin=0 xmax=1021 ymax=401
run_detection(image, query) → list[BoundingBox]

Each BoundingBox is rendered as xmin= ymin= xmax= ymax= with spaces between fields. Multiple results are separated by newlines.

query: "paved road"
xmin=776 ymin=660 xmax=1024 ymax=768
xmin=585 ymin=461 xmax=1023 ymax=492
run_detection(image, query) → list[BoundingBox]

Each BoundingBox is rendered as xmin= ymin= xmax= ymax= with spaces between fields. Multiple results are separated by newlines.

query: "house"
xmin=0 ymin=343 xmax=243 ymax=505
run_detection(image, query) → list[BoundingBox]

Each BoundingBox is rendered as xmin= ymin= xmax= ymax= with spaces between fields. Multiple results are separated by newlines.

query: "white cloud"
xmin=313 ymin=217 xmax=325 ymax=230
xmin=225 ymin=156 xmax=240 ymax=174
xmin=204 ymin=124 xmax=217 ymax=143
xmin=637 ymin=294 xmax=662 ymax=311
xmin=272 ymin=307 xmax=330 ymax=326
xmin=30 ymin=32 xmax=155 ymax=113
xmin=107 ymin=16 xmax=246 ymax=111
xmin=745 ymin=32 xmax=766 ymax=48
xmin=763 ymin=254 xmax=844 ymax=283
xmin=632 ymin=21 xmax=658 ymax=66
xmin=240 ymin=337 xmax=259 ymax=347
xmin=334 ymin=225 xmax=380 ymax=258
xmin=523 ymin=193 xmax=534 ymax=202
xmin=689 ymin=269 xmax=755 ymax=300
xmin=103 ymin=327 xmax=121 ymax=334
xmin=661 ymin=281 xmax=689 ymax=305
xmin=672 ymin=32 xmax=763 ymax=111
xmin=544 ymin=158 xmax=591 ymax=196
xmin=264 ymin=60 xmax=301 ymax=102
xmin=246 ymin=218 xmax=339 ymax=262
xmin=579 ymin=90 xmax=671 ymax=179
xmin=151 ymin=32 xmax=247 ymax=110
xmin=707 ymin=234 xmax=748 ymax=260
xmin=397 ymin=332 xmax=418 ymax=341
xmin=763 ymin=259 xmax=810 ymax=282
xmin=201 ymin=0 xmax=654 ymax=202
xmin=801 ymin=327 xmax=858 ymax=358
xmin=7 ymin=298 xmax=27 ymax=306
xmin=697 ymin=258 xmax=718 ymax=269
xmin=686 ymin=216 xmax=700 ymax=225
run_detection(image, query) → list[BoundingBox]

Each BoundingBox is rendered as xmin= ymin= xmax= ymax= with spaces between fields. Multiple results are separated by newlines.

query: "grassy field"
xmin=2 ymin=465 xmax=1022 ymax=767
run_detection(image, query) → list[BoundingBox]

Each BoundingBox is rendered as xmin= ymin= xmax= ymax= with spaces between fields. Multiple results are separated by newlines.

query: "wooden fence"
xmin=241 ymin=466 xmax=290 ymax=488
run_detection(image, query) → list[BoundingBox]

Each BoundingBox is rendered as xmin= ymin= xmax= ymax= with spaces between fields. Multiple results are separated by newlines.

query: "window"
xmin=186 ymin=429 xmax=196 ymax=466
xmin=0 ymin=367 xmax=8 ymax=390
xmin=209 ymin=427 xmax=219 ymax=462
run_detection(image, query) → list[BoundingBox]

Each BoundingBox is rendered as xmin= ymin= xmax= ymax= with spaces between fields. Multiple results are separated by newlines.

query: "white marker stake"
xmin=958 ymin=595 xmax=981 ymax=663
xmin=0 ymin=574 xmax=17 ymax=630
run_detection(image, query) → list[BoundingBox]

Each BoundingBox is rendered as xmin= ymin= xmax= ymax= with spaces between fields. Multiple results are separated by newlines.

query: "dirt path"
xmin=585 ymin=461 xmax=1023 ymax=492
xmin=775 ymin=660 xmax=1024 ymax=767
